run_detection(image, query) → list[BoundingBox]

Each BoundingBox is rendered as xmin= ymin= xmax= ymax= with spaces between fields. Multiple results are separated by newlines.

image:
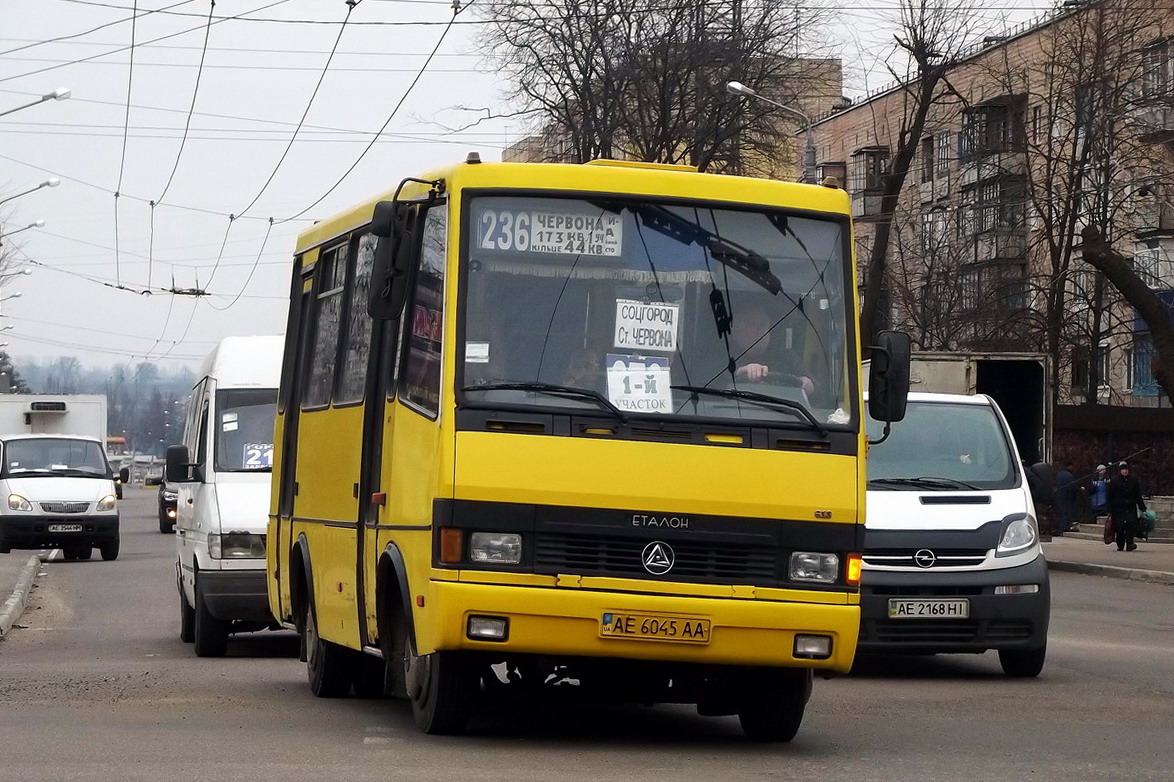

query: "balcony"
xmin=851 ymin=190 xmax=885 ymax=219
xmin=974 ymin=229 xmax=1027 ymax=263
xmin=959 ymin=151 xmax=1027 ymax=186
xmin=1133 ymin=103 xmax=1174 ymax=144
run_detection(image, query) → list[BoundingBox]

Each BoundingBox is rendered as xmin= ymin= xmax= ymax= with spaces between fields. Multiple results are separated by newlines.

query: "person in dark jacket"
xmin=1106 ymin=461 xmax=1146 ymax=551
xmin=1054 ymin=462 xmax=1079 ymax=534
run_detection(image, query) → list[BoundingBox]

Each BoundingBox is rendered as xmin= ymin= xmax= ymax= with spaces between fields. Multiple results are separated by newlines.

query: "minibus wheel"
xmin=76 ymin=547 xmax=92 ymax=561
xmin=737 ymin=667 xmax=812 ymax=742
xmin=406 ymin=648 xmax=477 ymax=735
xmin=193 ymin=576 xmax=229 ymax=657
xmin=998 ymin=645 xmax=1046 ymax=678
xmin=304 ymin=597 xmax=353 ymax=697
xmin=99 ymin=538 xmax=120 ymax=561
xmin=179 ymin=592 xmax=195 ymax=643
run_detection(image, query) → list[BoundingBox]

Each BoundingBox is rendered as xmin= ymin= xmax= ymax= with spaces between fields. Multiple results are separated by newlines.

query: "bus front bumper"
xmin=422 ymin=580 xmax=860 ymax=673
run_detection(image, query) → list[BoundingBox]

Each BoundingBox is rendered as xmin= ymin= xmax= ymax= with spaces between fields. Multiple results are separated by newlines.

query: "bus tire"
xmin=352 ymin=654 xmax=388 ymax=699
xmin=304 ymin=596 xmax=353 ymax=698
xmin=999 ymin=645 xmax=1046 ymax=678
xmin=406 ymin=647 xmax=477 ymax=735
xmin=737 ymin=668 xmax=812 ymax=742
xmin=193 ymin=578 xmax=229 ymax=657
xmin=179 ymin=592 xmax=195 ymax=643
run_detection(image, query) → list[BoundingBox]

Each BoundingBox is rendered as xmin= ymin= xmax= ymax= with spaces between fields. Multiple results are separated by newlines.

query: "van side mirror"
xmin=119 ymin=467 xmax=130 ymax=484
xmin=368 ymin=200 xmax=420 ymax=320
xmin=868 ymin=331 xmax=911 ymax=425
xmin=1027 ymin=461 xmax=1054 ymax=506
xmin=166 ymin=444 xmax=202 ymax=483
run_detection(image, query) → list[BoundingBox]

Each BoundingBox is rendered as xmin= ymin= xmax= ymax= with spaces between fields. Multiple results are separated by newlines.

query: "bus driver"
xmin=728 ymin=306 xmax=815 ymax=396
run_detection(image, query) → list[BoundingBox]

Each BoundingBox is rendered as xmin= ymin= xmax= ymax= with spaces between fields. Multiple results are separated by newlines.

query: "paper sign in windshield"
xmin=243 ymin=443 xmax=274 ymax=469
xmin=614 ymin=299 xmax=678 ymax=352
xmin=477 ymin=209 xmax=622 ymax=256
xmin=606 ymin=354 xmax=672 ymax=414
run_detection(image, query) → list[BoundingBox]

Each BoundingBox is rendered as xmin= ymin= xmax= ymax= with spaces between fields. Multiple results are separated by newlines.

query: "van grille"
xmin=861 ymin=619 xmax=1034 ymax=645
xmin=40 ymin=501 xmax=89 ymax=514
xmin=862 ymin=548 xmax=988 ymax=568
xmin=533 ymin=532 xmax=778 ymax=584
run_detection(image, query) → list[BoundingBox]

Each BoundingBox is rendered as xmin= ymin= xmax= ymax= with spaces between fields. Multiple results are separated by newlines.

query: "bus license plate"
xmin=48 ymin=524 xmax=84 ymax=533
xmin=600 ymin=612 xmax=711 ymax=644
xmin=888 ymin=599 xmax=969 ymax=619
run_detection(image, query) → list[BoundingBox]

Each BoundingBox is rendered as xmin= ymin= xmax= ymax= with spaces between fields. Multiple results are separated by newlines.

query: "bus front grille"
xmin=533 ymin=532 xmax=777 ymax=584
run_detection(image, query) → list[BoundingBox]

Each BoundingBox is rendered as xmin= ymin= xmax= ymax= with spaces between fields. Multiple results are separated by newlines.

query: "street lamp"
xmin=0 ymin=269 xmax=32 ymax=284
xmin=0 ymin=219 xmax=45 ymax=246
xmin=0 ymin=178 xmax=60 ymax=208
xmin=0 ymin=87 xmax=71 ymax=118
xmin=0 ymin=292 xmax=22 ymax=304
xmin=726 ymin=81 xmax=817 ymax=184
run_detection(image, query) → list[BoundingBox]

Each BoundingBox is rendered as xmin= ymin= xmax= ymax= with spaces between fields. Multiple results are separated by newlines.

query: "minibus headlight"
xmin=996 ymin=517 xmax=1037 ymax=556
xmin=7 ymin=494 xmax=32 ymax=511
xmin=789 ymin=551 xmax=839 ymax=583
xmin=469 ymin=532 xmax=522 ymax=565
xmin=209 ymin=532 xmax=266 ymax=559
xmin=96 ymin=495 xmax=117 ymax=512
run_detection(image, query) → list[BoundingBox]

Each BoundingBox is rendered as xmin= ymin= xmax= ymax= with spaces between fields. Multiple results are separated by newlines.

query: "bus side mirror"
xmin=166 ymin=444 xmax=202 ymax=483
xmin=868 ymin=330 xmax=911 ymax=425
xmin=368 ymin=200 xmax=419 ymax=320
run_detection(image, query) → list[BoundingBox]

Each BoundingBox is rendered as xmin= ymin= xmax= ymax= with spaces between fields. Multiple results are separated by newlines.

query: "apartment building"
xmin=811 ymin=0 xmax=1174 ymax=407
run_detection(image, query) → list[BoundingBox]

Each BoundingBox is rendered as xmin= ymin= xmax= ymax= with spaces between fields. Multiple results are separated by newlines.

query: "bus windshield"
xmin=214 ymin=389 xmax=277 ymax=472
xmin=460 ymin=194 xmax=854 ymax=429
xmin=866 ymin=401 xmax=1019 ymax=490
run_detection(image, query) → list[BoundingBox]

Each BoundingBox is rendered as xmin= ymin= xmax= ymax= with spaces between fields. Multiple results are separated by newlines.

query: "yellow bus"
xmin=267 ymin=155 xmax=909 ymax=740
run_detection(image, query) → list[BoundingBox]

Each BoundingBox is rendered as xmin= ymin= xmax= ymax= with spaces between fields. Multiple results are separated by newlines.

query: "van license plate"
xmin=48 ymin=524 xmax=84 ymax=533
xmin=888 ymin=599 xmax=969 ymax=619
xmin=600 ymin=612 xmax=711 ymax=644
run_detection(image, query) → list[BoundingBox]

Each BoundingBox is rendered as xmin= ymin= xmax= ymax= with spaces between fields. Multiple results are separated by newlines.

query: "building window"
xmin=1097 ymin=341 xmax=1111 ymax=389
xmin=961 ymin=104 xmax=1020 ymax=159
xmin=1030 ymin=106 xmax=1042 ymax=144
xmin=849 ymin=147 xmax=889 ymax=192
xmin=1071 ymin=346 xmax=1089 ymax=389
xmin=963 ymin=178 xmax=1024 ymax=235
xmin=1143 ymin=39 xmax=1174 ymax=99
xmin=1133 ymin=334 xmax=1159 ymax=396
xmin=1134 ymin=244 xmax=1174 ymax=288
xmin=921 ymin=208 xmax=950 ymax=253
xmin=921 ymin=137 xmax=934 ymax=183
xmin=935 ymin=132 xmax=951 ymax=175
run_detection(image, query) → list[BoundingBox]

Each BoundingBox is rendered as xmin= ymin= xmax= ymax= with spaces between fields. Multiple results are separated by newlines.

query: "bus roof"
xmin=295 ymin=158 xmax=852 ymax=253
xmin=197 ymin=335 xmax=284 ymax=389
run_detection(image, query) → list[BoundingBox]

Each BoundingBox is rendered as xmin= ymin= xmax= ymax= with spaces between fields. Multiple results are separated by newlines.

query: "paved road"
xmin=1 ymin=488 xmax=1172 ymax=781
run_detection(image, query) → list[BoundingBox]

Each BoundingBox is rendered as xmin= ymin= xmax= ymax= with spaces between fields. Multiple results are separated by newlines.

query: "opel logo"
xmin=642 ymin=541 xmax=675 ymax=575
xmin=913 ymin=549 xmax=937 ymax=568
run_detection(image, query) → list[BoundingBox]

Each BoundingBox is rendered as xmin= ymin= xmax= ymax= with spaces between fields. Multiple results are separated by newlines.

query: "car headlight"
xmin=162 ymin=490 xmax=178 ymax=502
xmin=996 ymin=516 xmax=1038 ymax=556
xmin=208 ymin=532 xmax=266 ymax=559
xmin=96 ymin=495 xmax=117 ymax=512
xmin=7 ymin=494 xmax=32 ymax=511
xmin=469 ymin=532 xmax=522 ymax=565
xmin=789 ymin=551 xmax=840 ymax=583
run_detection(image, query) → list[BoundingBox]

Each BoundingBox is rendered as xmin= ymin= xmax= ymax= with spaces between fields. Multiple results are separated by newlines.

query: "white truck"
xmin=0 ymin=395 xmax=129 ymax=560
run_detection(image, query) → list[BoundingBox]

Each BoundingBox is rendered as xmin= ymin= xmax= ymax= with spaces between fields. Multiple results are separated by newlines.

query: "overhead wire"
xmin=0 ymin=0 xmax=199 ymax=57
xmin=112 ymin=0 xmax=140 ymax=289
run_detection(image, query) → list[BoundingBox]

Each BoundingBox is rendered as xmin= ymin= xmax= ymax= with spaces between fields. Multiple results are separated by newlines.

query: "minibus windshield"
xmin=866 ymin=401 xmax=1018 ymax=490
xmin=2 ymin=438 xmax=109 ymax=477
xmin=214 ymin=389 xmax=277 ymax=472
xmin=460 ymin=194 xmax=855 ymax=429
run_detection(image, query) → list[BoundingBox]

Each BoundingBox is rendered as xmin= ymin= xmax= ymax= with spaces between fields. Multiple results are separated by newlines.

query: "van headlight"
xmin=208 ymin=532 xmax=266 ymax=559
xmin=96 ymin=495 xmax=117 ymax=512
xmin=996 ymin=517 xmax=1038 ymax=556
xmin=469 ymin=532 xmax=522 ymax=565
xmin=7 ymin=494 xmax=32 ymax=511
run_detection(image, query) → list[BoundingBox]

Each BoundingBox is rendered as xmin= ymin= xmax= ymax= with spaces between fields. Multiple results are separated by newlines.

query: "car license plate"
xmin=599 ymin=612 xmax=711 ymax=644
xmin=888 ymin=598 xmax=970 ymax=619
xmin=48 ymin=523 xmax=84 ymax=533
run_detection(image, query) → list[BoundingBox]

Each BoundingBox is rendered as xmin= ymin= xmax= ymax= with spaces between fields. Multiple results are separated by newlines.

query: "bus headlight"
xmin=996 ymin=517 xmax=1037 ymax=556
xmin=789 ymin=551 xmax=840 ymax=583
xmin=7 ymin=494 xmax=32 ymax=511
xmin=209 ymin=532 xmax=266 ymax=559
xmin=469 ymin=532 xmax=522 ymax=565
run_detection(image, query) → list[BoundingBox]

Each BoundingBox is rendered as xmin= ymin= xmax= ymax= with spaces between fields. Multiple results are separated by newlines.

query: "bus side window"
xmin=336 ymin=233 xmax=377 ymax=405
xmin=303 ymin=242 xmax=349 ymax=410
xmin=399 ymin=206 xmax=447 ymax=418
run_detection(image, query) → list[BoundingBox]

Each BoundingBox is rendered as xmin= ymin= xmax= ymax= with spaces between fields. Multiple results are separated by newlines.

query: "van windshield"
xmin=460 ymin=194 xmax=856 ymax=431
xmin=215 ymin=389 xmax=277 ymax=472
xmin=2 ymin=438 xmax=109 ymax=477
xmin=866 ymin=401 xmax=1018 ymax=490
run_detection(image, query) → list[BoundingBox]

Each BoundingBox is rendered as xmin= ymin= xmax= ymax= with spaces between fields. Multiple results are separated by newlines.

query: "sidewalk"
xmin=1043 ymin=534 xmax=1174 ymax=586
xmin=0 ymin=551 xmax=42 ymax=638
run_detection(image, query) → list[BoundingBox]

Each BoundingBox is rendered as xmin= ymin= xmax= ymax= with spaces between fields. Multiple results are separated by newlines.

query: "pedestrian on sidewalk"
xmin=1054 ymin=462 xmax=1079 ymax=534
xmin=1087 ymin=464 xmax=1110 ymax=519
xmin=1106 ymin=461 xmax=1146 ymax=552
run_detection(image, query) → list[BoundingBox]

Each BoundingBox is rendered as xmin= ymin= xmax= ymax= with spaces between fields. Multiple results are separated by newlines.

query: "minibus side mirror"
xmin=1027 ymin=461 xmax=1054 ymax=507
xmin=868 ymin=330 xmax=911 ymax=425
xmin=118 ymin=467 xmax=130 ymax=484
xmin=368 ymin=200 xmax=419 ymax=320
xmin=166 ymin=444 xmax=203 ymax=483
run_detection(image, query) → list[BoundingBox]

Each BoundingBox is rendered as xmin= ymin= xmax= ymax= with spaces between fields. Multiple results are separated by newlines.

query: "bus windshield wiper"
xmin=671 ymin=385 xmax=825 ymax=435
xmin=868 ymin=477 xmax=981 ymax=490
xmin=461 ymin=382 xmax=627 ymax=421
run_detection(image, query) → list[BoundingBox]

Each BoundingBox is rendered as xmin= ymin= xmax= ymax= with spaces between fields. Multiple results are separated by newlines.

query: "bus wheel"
xmin=304 ymin=598 xmax=353 ymax=697
xmin=352 ymin=654 xmax=388 ymax=699
xmin=737 ymin=668 xmax=812 ymax=742
xmin=405 ymin=643 xmax=476 ymax=734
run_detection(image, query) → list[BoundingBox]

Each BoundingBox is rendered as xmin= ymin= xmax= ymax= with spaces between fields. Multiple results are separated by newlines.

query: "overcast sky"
xmin=0 ymin=0 xmax=1043 ymax=373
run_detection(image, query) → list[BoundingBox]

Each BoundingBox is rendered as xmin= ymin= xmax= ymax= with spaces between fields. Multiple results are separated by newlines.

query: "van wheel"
xmin=179 ymin=592 xmax=195 ymax=643
xmin=999 ymin=645 xmax=1046 ymax=678
xmin=193 ymin=579 xmax=229 ymax=657
xmin=737 ymin=668 xmax=812 ymax=742
xmin=405 ymin=636 xmax=477 ymax=734
xmin=159 ymin=518 xmax=174 ymax=534
xmin=304 ymin=598 xmax=353 ymax=697
xmin=99 ymin=539 xmax=120 ymax=561
xmin=62 ymin=547 xmax=80 ymax=561
xmin=76 ymin=547 xmax=92 ymax=561
xmin=0 ymin=544 xmax=9 ymax=554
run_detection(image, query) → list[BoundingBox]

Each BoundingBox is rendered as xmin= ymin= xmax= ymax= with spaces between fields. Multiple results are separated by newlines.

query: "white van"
xmin=0 ymin=434 xmax=128 ymax=560
xmin=167 ymin=336 xmax=282 ymax=657
xmin=860 ymin=392 xmax=1051 ymax=677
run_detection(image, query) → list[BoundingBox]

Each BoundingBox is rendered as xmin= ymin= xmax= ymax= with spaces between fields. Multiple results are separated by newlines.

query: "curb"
xmin=0 ymin=555 xmax=42 ymax=638
xmin=1046 ymin=559 xmax=1174 ymax=587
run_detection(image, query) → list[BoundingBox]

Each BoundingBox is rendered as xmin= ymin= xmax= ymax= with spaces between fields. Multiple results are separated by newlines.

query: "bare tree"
xmin=480 ymin=0 xmax=830 ymax=174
